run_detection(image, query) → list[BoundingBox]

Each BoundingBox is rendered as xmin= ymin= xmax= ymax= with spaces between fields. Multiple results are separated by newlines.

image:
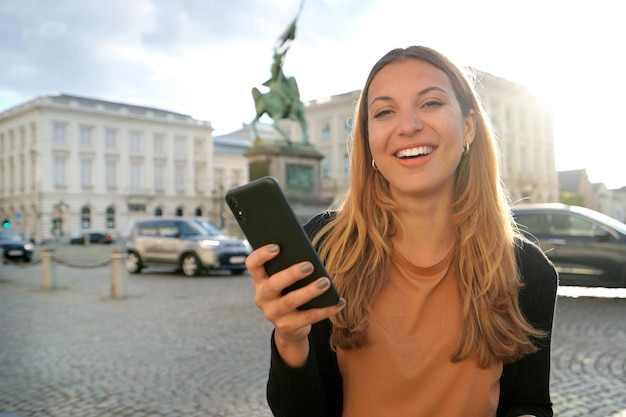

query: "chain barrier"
xmin=3 ymin=256 xmax=114 ymax=269
xmin=3 ymin=251 xmax=127 ymax=299
xmin=53 ymin=258 xmax=112 ymax=269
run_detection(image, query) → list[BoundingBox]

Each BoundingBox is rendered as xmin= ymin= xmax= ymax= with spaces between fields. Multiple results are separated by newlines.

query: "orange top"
xmin=337 ymin=247 xmax=502 ymax=417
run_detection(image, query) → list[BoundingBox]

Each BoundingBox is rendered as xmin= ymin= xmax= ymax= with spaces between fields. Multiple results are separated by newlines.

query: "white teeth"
xmin=395 ymin=146 xmax=434 ymax=158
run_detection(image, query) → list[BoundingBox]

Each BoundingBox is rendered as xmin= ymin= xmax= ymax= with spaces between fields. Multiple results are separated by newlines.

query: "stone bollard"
xmin=41 ymin=248 xmax=55 ymax=290
xmin=110 ymin=250 xmax=126 ymax=299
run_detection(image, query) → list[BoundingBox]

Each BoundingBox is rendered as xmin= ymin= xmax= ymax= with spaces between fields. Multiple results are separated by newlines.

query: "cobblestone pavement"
xmin=1 ymin=263 xmax=625 ymax=417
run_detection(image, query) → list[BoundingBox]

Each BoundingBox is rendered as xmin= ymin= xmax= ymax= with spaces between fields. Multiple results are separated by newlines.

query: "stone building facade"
xmin=0 ymin=93 xmax=224 ymax=243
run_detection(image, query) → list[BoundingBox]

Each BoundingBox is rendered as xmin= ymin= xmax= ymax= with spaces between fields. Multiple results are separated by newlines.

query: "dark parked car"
xmin=0 ymin=230 xmax=34 ymax=262
xmin=513 ymin=203 xmax=626 ymax=288
xmin=70 ymin=232 xmax=114 ymax=244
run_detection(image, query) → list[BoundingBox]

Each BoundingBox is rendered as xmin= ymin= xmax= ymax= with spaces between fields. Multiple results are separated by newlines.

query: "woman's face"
xmin=367 ymin=58 xmax=475 ymax=200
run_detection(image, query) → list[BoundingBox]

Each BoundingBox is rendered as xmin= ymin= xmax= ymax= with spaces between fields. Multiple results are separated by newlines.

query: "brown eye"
xmin=373 ymin=109 xmax=393 ymax=118
xmin=424 ymin=100 xmax=443 ymax=108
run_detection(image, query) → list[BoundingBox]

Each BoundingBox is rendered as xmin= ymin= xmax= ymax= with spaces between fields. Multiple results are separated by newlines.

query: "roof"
xmin=0 ymin=92 xmax=211 ymax=127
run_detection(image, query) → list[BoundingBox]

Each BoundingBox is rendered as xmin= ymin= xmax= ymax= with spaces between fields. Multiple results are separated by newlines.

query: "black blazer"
xmin=267 ymin=212 xmax=558 ymax=417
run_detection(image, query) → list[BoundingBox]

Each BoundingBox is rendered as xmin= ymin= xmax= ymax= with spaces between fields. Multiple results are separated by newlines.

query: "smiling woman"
xmin=245 ymin=45 xmax=558 ymax=417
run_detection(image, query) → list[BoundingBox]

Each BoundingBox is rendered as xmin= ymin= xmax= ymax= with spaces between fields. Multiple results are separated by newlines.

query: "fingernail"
xmin=300 ymin=262 xmax=314 ymax=273
xmin=316 ymin=277 xmax=329 ymax=289
xmin=335 ymin=298 xmax=346 ymax=308
xmin=268 ymin=244 xmax=279 ymax=253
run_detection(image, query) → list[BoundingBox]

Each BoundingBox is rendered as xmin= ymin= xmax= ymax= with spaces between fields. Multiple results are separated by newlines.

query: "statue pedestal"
xmin=245 ymin=141 xmax=330 ymax=222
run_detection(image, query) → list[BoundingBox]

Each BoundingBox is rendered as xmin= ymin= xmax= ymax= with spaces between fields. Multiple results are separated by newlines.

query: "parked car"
xmin=0 ymin=230 xmax=34 ymax=262
xmin=70 ymin=232 xmax=114 ymax=244
xmin=513 ymin=203 xmax=626 ymax=288
xmin=125 ymin=218 xmax=250 ymax=277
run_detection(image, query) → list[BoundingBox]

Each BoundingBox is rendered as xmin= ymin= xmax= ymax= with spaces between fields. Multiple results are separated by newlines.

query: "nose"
xmin=396 ymin=109 xmax=423 ymax=136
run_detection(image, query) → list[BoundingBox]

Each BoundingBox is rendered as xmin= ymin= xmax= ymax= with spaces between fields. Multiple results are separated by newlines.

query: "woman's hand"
xmin=246 ymin=243 xmax=345 ymax=367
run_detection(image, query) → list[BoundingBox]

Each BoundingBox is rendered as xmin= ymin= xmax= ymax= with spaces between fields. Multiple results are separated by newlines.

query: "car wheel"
xmin=126 ymin=251 xmax=143 ymax=273
xmin=181 ymin=254 xmax=201 ymax=277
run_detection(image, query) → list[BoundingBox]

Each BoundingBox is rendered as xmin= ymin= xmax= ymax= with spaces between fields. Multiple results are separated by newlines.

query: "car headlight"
xmin=198 ymin=239 xmax=221 ymax=249
xmin=24 ymin=243 xmax=34 ymax=250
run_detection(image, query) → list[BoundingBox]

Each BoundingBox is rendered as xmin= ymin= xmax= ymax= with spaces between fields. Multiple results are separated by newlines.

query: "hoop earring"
xmin=462 ymin=142 xmax=470 ymax=155
xmin=371 ymin=159 xmax=379 ymax=171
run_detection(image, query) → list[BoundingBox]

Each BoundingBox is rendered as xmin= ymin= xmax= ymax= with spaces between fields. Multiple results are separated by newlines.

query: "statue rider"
xmin=262 ymin=26 xmax=302 ymax=122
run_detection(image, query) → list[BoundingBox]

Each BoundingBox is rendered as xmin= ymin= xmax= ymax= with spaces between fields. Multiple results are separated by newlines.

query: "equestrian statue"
xmin=251 ymin=4 xmax=309 ymax=144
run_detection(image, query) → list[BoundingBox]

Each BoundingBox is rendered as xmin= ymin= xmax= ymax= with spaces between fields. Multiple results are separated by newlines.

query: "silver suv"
xmin=125 ymin=218 xmax=250 ymax=276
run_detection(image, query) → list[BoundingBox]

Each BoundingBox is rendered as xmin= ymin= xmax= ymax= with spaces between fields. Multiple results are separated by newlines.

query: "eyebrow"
xmin=368 ymin=86 xmax=449 ymax=110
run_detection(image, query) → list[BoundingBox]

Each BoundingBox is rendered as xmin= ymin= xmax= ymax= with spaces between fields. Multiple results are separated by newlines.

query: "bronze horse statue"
xmin=251 ymin=77 xmax=309 ymax=144
xmin=251 ymin=3 xmax=309 ymax=144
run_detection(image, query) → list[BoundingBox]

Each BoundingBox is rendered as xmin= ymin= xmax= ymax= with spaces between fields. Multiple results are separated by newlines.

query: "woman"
xmin=246 ymin=46 xmax=558 ymax=417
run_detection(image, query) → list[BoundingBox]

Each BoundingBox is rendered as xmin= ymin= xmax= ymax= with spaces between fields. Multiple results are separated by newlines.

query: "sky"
xmin=1 ymin=0 xmax=625 ymax=189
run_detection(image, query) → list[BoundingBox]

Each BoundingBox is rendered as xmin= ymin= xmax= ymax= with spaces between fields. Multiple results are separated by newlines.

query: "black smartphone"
xmin=225 ymin=176 xmax=340 ymax=310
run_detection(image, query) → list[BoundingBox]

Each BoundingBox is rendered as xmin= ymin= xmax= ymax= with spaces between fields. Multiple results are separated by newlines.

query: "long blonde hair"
xmin=313 ymin=46 xmax=542 ymax=368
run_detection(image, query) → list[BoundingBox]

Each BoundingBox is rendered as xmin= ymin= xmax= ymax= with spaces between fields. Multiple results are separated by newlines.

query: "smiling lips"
xmin=394 ymin=146 xmax=435 ymax=159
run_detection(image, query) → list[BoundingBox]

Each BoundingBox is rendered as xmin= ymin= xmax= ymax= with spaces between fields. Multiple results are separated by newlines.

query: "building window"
xmin=9 ymin=157 xmax=14 ymax=192
xmin=54 ymin=157 xmax=66 ymax=187
xmin=105 ymin=128 xmax=116 ymax=149
xmin=81 ymin=206 xmax=91 ymax=229
xmin=106 ymin=206 xmax=115 ymax=229
xmin=322 ymin=156 xmax=331 ymax=179
xmin=80 ymin=126 xmax=92 ymax=146
xmin=53 ymin=123 xmax=66 ymax=145
xmin=154 ymin=133 xmax=165 ymax=154
xmin=19 ymin=155 xmax=25 ymax=191
xmin=321 ymin=121 xmax=331 ymax=140
xmin=175 ymin=164 xmax=185 ymax=192
xmin=175 ymin=136 xmax=186 ymax=156
xmin=30 ymin=153 xmax=36 ymax=191
xmin=130 ymin=162 xmax=141 ymax=190
xmin=154 ymin=164 xmax=164 ymax=191
xmin=129 ymin=131 xmax=142 ymax=152
xmin=175 ymin=207 xmax=183 ymax=216
xmin=194 ymin=163 xmax=205 ymax=194
xmin=154 ymin=207 xmax=163 ymax=216
xmin=19 ymin=127 xmax=26 ymax=148
xmin=106 ymin=160 xmax=117 ymax=189
xmin=194 ymin=137 xmax=204 ymax=155
xmin=195 ymin=207 xmax=202 ymax=216
xmin=81 ymin=158 xmax=92 ymax=188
